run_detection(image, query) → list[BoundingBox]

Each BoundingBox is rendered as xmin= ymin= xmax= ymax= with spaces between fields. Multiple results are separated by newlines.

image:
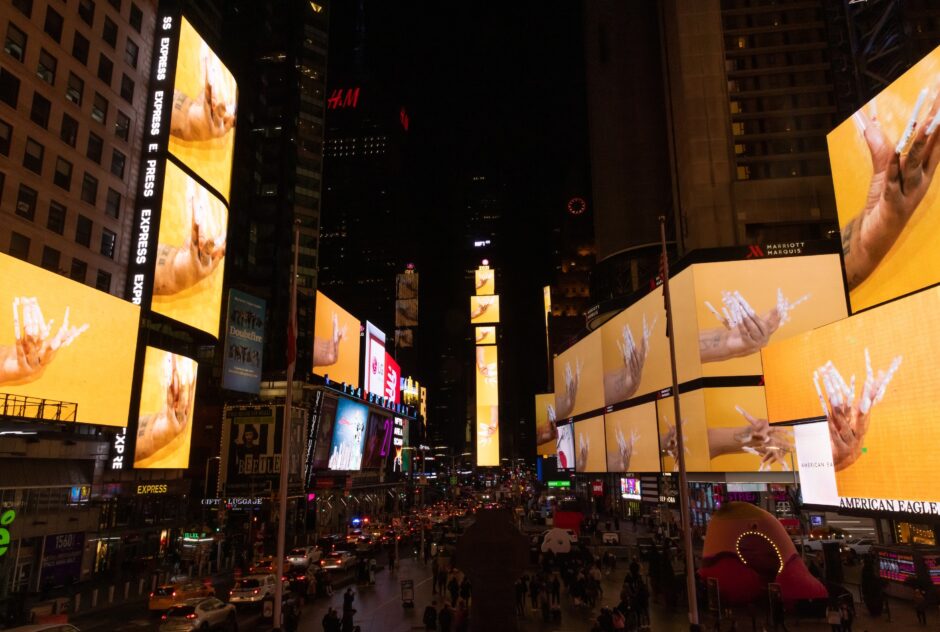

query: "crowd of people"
xmin=423 ymin=562 xmax=471 ymax=631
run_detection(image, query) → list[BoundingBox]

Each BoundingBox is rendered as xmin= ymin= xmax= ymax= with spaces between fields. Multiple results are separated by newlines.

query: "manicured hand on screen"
xmin=813 ymin=348 xmax=902 ymax=470
xmin=699 ymin=289 xmax=809 ymax=362
xmin=476 ymin=347 xmax=497 ymax=383
xmin=478 ymin=406 xmax=498 ymax=445
xmin=537 ymin=405 xmax=558 ymax=445
xmin=843 ymin=90 xmax=940 ymax=289
xmin=135 ymin=353 xmax=197 ymax=462
xmin=469 ymin=297 xmax=494 ymax=320
xmin=615 ymin=426 xmax=640 ymax=472
xmin=553 ymin=360 xmax=581 ymax=420
xmin=660 ymin=415 xmax=690 ymax=472
xmin=170 ymin=42 xmax=237 ymax=142
xmin=153 ymin=181 xmax=226 ymax=295
xmin=0 ymin=298 xmax=88 ymax=385
xmin=313 ymin=312 xmax=346 ymax=367
xmin=604 ymin=316 xmax=657 ymax=406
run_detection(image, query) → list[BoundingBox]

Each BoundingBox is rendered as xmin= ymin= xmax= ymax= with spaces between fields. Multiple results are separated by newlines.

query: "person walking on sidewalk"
xmin=423 ymin=600 xmax=438 ymax=631
xmin=448 ymin=572 xmax=460 ymax=606
xmin=914 ymin=587 xmax=928 ymax=625
xmin=343 ymin=587 xmax=355 ymax=614
xmin=459 ymin=576 xmax=471 ymax=605
xmin=438 ymin=602 xmax=454 ymax=632
xmin=551 ymin=573 xmax=561 ymax=605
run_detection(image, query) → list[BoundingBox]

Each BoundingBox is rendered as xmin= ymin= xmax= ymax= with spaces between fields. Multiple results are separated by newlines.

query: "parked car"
xmin=229 ymin=574 xmax=278 ymax=605
xmin=320 ymin=550 xmax=356 ymax=571
xmin=149 ymin=581 xmax=215 ymax=611
xmin=286 ymin=545 xmax=321 ymax=568
xmin=158 ymin=597 xmax=236 ymax=631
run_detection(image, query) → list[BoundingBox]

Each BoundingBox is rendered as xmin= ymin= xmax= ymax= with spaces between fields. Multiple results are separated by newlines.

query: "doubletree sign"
xmin=0 ymin=510 xmax=16 ymax=557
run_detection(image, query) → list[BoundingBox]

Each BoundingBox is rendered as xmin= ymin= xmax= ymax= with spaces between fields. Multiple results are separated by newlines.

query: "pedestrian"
xmin=459 ymin=576 xmax=471 ymax=605
xmin=388 ymin=548 xmax=396 ymax=571
xmin=448 ymin=573 xmax=460 ymax=606
xmin=529 ymin=575 xmax=541 ymax=610
xmin=437 ymin=568 xmax=448 ymax=596
xmin=341 ymin=607 xmax=356 ymax=632
xmin=914 ymin=587 xmax=928 ymax=625
xmin=431 ymin=558 xmax=440 ymax=594
xmin=343 ymin=588 xmax=355 ymax=613
xmin=438 ymin=602 xmax=454 ymax=632
xmin=455 ymin=600 xmax=469 ymax=632
xmin=615 ymin=516 xmax=620 ymax=531
xmin=322 ymin=607 xmax=340 ymax=632
xmin=368 ymin=557 xmax=376 ymax=585
xmin=423 ymin=600 xmax=438 ymax=631
xmin=515 ymin=577 xmax=527 ymax=616
xmin=551 ymin=573 xmax=561 ymax=604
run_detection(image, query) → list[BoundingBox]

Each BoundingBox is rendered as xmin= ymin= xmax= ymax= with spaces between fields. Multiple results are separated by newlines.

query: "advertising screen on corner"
xmin=327 ymin=397 xmax=368 ymax=471
xmin=312 ymin=291 xmax=361 ymax=388
xmin=134 ymin=347 xmax=198 ymax=469
xmin=363 ymin=322 xmax=386 ymax=397
xmin=0 ymin=253 xmax=140 ymax=427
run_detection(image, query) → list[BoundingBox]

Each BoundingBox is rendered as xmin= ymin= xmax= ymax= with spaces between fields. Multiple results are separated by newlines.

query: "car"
xmin=249 ymin=556 xmax=276 ymax=574
xmin=316 ymin=535 xmax=344 ymax=555
xmin=286 ymin=545 xmax=321 ymax=568
xmin=320 ymin=550 xmax=356 ymax=571
xmin=158 ymin=597 xmax=236 ymax=631
xmin=228 ymin=574 xmax=278 ymax=605
xmin=149 ymin=581 xmax=215 ymax=611
xmin=841 ymin=538 xmax=875 ymax=562
xmin=283 ymin=568 xmax=313 ymax=597
xmin=5 ymin=625 xmax=82 ymax=632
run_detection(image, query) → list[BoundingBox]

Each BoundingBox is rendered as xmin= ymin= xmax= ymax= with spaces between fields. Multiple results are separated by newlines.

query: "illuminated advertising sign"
xmin=763 ymin=286 xmax=940 ymax=513
xmin=222 ymin=290 xmax=265 ymax=394
xmin=362 ymin=411 xmax=392 ymax=469
xmin=556 ymin=423 xmax=574 ymax=471
xmin=534 ymin=393 xmax=555 ymax=456
xmin=225 ymin=405 xmax=281 ymax=480
xmin=109 ymin=428 xmax=128 ymax=470
xmin=396 ymin=299 xmax=418 ymax=327
xmin=312 ymin=291 xmax=361 ymax=387
xmin=384 ymin=353 xmax=400 ymax=404
xmin=328 ymin=397 xmax=368 ymax=471
xmin=327 ymin=87 xmax=360 ymax=109
xmin=309 ymin=395 xmax=338 ymax=473
xmin=604 ymin=402 xmax=659 ymax=473
xmin=600 ymin=289 xmax=667 ymax=406
xmin=469 ymin=295 xmax=500 ymax=324
xmin=552 ymin=329 xmax=604 ymax=419
xmin=475 ymin=326 xmax=496 ymax=345
xmin=547 ymin=480 xmax=570 ymax=489
xmin=0 ymin=253 xmax=140 ymax=426
xmin=40 ymin=532 xmax=84 ymax=588
xmin=828 ymin=44 xmax=940 ymax=312
xmin=476 ymin=344 xmax=500 ymax=466
xmin=475 ymin=267 xmax=495 ymax=295
xmin=363 ymin=322 xmax=386 ymax=396
xmin=574 ymin=416 xmax=606 ymax=473
xmin=134 ymin=347 xmax=198 ymax=469
xmin=621 ymin=477 xmax=641 ymax=500
xmin=126 ymin=14 xmax=235 ymax=339
xmin=703 ymin=386 xmax=794 ymax=473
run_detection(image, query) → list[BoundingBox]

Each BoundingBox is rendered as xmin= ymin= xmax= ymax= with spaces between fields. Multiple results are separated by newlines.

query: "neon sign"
xmin=0 ymin=510 xmax=16 ymax=557
xmin=327 ymin=87 xmax=360 ymax=110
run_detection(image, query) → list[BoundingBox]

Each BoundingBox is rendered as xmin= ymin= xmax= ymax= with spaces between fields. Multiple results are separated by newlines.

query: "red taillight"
xmin=253 ymin=589 xmax=260 ymax=594
xmin=186 ymin=613 xmax=197 ymax=620
xmin=161 ymin=614 xmax=167 ymax=621
xmin=229 ymin=590 xmax=234 ymax=595
xmin=171 ymin=591 xmax=177 ymax=597
xmin=150 ymin=592 xmax=154 ymax=597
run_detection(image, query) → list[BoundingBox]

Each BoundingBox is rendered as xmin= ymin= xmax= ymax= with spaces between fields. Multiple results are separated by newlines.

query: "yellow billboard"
xmin=134 ymin=347 xmax=198 ymax=469
xmin=476 ymin=405 xmax=499 ymax=466
xmin=168 ymin=17 xmax=237 ymax=201
xmin=0 ymin=253 xmax=139 ymax=426
xmin=657 ymin=391 xmax=709 ymax=473
xmin=552 ymin=329 xmax=604 ymax=419
xmin=535 ymin=393 xmax=555 ymax=456
xmin=312 ymin=291 xmax=361 ymax=388
xmin=828 ymin=44 xmax=940 ymax=312
xmin=574 ymin=415 xmax=606 ymax=473
xmin=600 ymin=288 xmax=667 ymax=406
xmin=604 ymin=402 xmax=660 ymax=473
xmin=476 ymin=344 xmax=499 ymax=467
xmin=691 ymin=255 xmax=846 ymax=377
xmin=151 ymin=161 xmax=228 ymax=336
xmin=475 ymin=346 xmax=499 ymax=406
xmin=703 ymin=386 xmax=794 ymax=473
xmin=475 ymin=268 xmax=495 ymax=295
xmin=763 ymin=286 xmax=937 ymax=503
xmin=475 ymin=326 xmax=496 ymax=345
xmin=469 ymin=295 xmax=500 ymax=324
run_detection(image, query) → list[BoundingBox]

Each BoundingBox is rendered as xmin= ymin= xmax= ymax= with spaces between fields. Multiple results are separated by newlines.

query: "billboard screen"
xmin=657 ymin=391 xmax=709 ymax=473
xmin=475 ymin=268 xmax=495 ymax=295
xmin=362 ymin=411 xmax=392 ymax=469
xmin=476 ymin=345 xmax=500 ymax=467
xmin=222 ymin=289 xmax=265 ymax=393
xmin=167 ymin=17 xmax=237 ymax=202
xmin=535 ymin=393 xmax=556 ymax=456
xmin=384 ymin=353 xmax=401 ymax=404
xmin=828 ymin=45 xmax=940 ymax=312
xmin=134 ymin=347 xmax=198 ymax=469
xmin=621 ymin=477 xmax=641 ymax=500
xmin=552 ymin=329 xmax=604 ymax=419
xmin=396 ymin=272 xmax=418 ymax=299
xmin=313 ymin=291 xmax=361 ymax=387
xmin=328 ymin=397 xmax=368 ymax=471
xmin=703 ymin=386 xmax=794 ymax=473
xmin=604 ymin=402 xmax=660 ymax=473
xmin=396 ymin=299 xmax=418 ymax=327
xmin=226 ymin=405 xmax=282 ymax=481
xmin=363 ymin=322 xmax=386 ymax=396
xmin=469 ymin=295 xmax=500 ymax=324
xmin=600 ymin=289 xmax=667 ymax=406
xmin=475 ymin=326 xmax=496 ymax=346
xmin=763 ymin=286 xmax=940 ymax=509
xmin=556 ymin=423 xmax=575 ymax=471
xmin=0 ymin=253 xmax=139 ymax=426
xmin=150 ymin=161 xmax=228 ymax=336
xmin=574 ymin=415 xmax=606 ymax=473
xmin=310 ymin=394 xmax=338 ymax=471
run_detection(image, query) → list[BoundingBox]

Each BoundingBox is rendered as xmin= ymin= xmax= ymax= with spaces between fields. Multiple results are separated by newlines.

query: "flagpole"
xmin=659 ymin=215 xmax=699 ymax=628
xmin=274 ymin=221 xmax=300 ymax=630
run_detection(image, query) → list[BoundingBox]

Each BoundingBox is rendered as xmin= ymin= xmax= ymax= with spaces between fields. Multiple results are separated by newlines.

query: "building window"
xmin=124 ymin=39 xmax=139 ymax=68
xmin=102 ymin=17 xmax=118 ymax=48
xmin=60 ymin=113 xmax=78 ymax=146
xmin=47 ymin=201 xmax=66 ymax=234
xmin=0 ymin=172 xmax=4 ymax=204
xmin=91 ymin=93 xmax=108 ymax=124
xmin=66 ymin=72 xmax=84 ymax=106
xmin=70 ymin=258 xmax=87 ymax=282
xmin=97 ymin=54 xmax=113 ymax=85
xmin=81 ymin=173 xmax=98 ymax=205
xmin=30 ymin=92 xmax=51 ymax=128
xmin=44 ymin=7 xmax=64 ymax=42
xmin=41 ymin=246 xmax=61 ymax=272
xmin=4 ymin=23 xmax=27 ymax=62
xmin=105 ymin=187 xmax=121 ymax=218
xmin=119 ymin=74 xmax=134 ymax=103
xmin=13 ymin=0 xmax=33 ymax=18
xmin=54 ymin=156 xmax=73 ymax=190
xmin=0 ymin=118 xmax=11 ymax=155
xmin=108 ymin=0 xmax=122 ymax=10
xmin=23 ymin=137 xmax=44 ymax=174
xmin=15 ymin=184 xmax=38 ymax=221
xmin=100 ymin=228 xmax=116 ymax=258
xmin=114 ymin=111 xmax=130 ymax=140
xmin=72 ymin=32 xmax=90 ymax=65
xmin=129 ymin=3 xmax=142 ymax=32
xmin=9 ymin=232 xmax=30 ymax=261
xmin=96 ymin=269 xmax=111 ymax=292
xmin=75 ymin=214 xmax=93 ymax=247
xmin=110 ymin=149 xmax=126 ymax=179
xmin=86 ymin=132 xmax=103 ymax=163
xmin=78 ymin=0 xmax=96 ymax=26
xmin=37 ymin=49 xmax=57 ymax=85
xmin=0 ymin=69 xmax=20 ymax=108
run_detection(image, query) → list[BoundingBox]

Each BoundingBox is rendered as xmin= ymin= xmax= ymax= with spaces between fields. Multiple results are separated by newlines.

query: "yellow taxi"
xmin=148 ymin=580 xmax=215 ymax=611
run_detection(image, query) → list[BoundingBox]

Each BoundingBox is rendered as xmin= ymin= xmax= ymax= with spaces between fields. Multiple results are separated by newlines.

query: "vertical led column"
xmin=471 ymin=263 xmax=500 ymax=466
